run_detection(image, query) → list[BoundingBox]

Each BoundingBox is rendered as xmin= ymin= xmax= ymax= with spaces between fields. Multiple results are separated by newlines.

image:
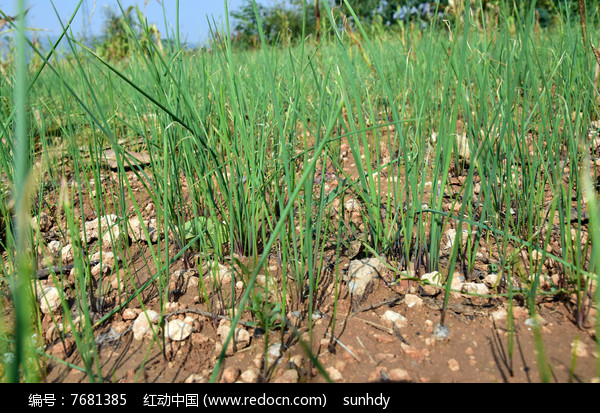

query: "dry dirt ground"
xmin=3 ymin=129 xmax=600 ymax=384
xmin=39 ymin=266 xmax=600 ymax=384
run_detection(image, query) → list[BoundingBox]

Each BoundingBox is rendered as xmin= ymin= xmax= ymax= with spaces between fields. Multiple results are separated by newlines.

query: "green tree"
xmin=96 ymin=5 xmax=137 ymax=61
xmin=231 ymin=0 xmax=318 ymax=47
xmin=95 ymin=5 xmax=165 ymax=60
xmin=230 ymin=0 xmax=266 ymax=47
xmin=227 ymin=0 xmax=587 ymax=50
xmin=340 ymin=0 xmax=381 ymax=23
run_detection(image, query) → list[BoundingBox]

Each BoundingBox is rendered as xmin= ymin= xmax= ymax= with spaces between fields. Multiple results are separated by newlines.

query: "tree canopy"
xmin=227 ymin=0 xmax=598 ymax=48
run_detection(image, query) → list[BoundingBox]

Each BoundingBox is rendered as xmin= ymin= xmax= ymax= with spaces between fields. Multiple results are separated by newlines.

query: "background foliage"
xmin=227 ymin=1 xmax=599 ymax=48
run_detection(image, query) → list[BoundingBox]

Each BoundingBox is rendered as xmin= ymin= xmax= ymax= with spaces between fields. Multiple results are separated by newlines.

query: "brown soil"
xmin=3 ymin=130 xmax=600 ymax=384
xmin=39 ymin=269 xmax=599 ymax=384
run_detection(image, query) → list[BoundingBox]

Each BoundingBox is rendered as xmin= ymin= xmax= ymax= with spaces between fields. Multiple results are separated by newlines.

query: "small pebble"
xmin=388 ymin=368 xmax=411 ymax=382
xmin=241 ymin=369 xmax=260 ymax=383
xmin=432 ymin=323 xmax=450 ymax=340
xmin=326 ymin=367 xmax=343 ymax=382
xmin=448 ymin=358 xmax=460 ymax=372
xmin=166 ymin=319 xmax=193 ymax=341
xmin=221 ymin=366 xmax=241 ymax=383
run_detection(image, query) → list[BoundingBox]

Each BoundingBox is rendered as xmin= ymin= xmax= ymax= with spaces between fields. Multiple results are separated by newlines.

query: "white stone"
xmin=240 ymin=368 xmax=260 ymax=383
xmin=459 ymin=282 xmax=490 ymax=296
xmin=571 ymin=340 xmax=588 ymax=358
xmin=289 ymin=355 xmax=303 ymax=369
xmin=216 ymin=322 xmax=251 ymax=355
xmin=267 ymin=342 xmax=283 ymax=361
xmin=326 ymin=367 xmax=343 ymax=382
xmin=525 ymin=315 xmax=547 ymax=327
xmin=421 ymin=271 xmax=444 ymax=287
xmin=38 ymin=287 xmax=62 ymax=314
xmin=91 ymin=263 xmax=110 ymax=277
xmin=61 ymin=244 xmax=74 ymax=264
xmin=388 ymin=368 xmax=411 ymax=382
xmin=451 ymin=273 xmax=465 ymax=289
xmin=184 ymin=374 xmax=205 ymax=383
xmin=128 ymin=215 xmax=159 ymax=243
xmin=444 ymin=228 xmax=470 ymax=250
xmin=132 ymin=310 xmax=160 ymax=340
xmin=448 ymin=358 xmax=460 ymax=372
xmin=345 ymin=257 xmax=386 ymax=306
xmin=81 ymin=215 xmax=120 ymax=248
xmin=483 ymin=273 xmax=499 ymax=288
xmin=166 ymin=319 xmax=193 ymax=341
xmin=381 ymin=310 xmax=407 ymax=329
xmin=89 ymin=251 xmax=116 ymax=268
xmin=148 ymin=219 xmax=160 ymax=243
xmin=48 ymin=241 xmax=61 ymax=257
xmin=170 ymin=269 xmax=199 ymax=292
xmin=45 ymin=323 xmax=65 ymax=343
xmin=256 ymin=274 xmax=277 ymax=289
xmin=404 ymin=294 xmax=423 ymax=308
xmin=145 ymin=203 xmax=156 ymax=216
xmin=421 ymin=271 xmax=445 ymax=296
xmin=146 ymin=309 xmax=160 ymax=323
xmin=253 ymin=354 xmax=264 ymax=369
xmin=128 ymin=215 xmax=149 ymax=242
xmin=344 ymin=199 xmax=361 ymax=213
xmin=490 ymin=307 xmax=507 ymax=322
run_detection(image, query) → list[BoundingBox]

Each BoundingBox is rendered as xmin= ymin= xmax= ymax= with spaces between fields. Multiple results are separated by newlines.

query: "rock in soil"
xmin=432 ymin=323 xmax=450 ymax=341
xmin=128 ymin=215 xmax=159 ymax=243
xmin=81 ymin=215 xmax=123 ymax=249
xmin=122 ymin=308 xmax=139 ymax=321
xmin=326 ymin=366 xmax=343 ymax=382
xmin=132 ymin=310 xmax=160 ymax=341
xmin=216 ymin=321 xmax=251 ymax=356
xmin=272 ymin=369 xmax=299 ymax=383
xmin=267 ymin=342 xmax=283 ymax=363
xmin=61 ymin=244 xmax=74 ymax=265
xmin=221 ymin=366 xmax=241 ymax=383
xmin=184 ymin=374 xmax=206 ymax=383
xmin=404 ymin=294 xmax=423 ymax=308
xmin=166 ymin=319 xmax=193 ymax=341
xmin=448 ymin=358 xmax=460 ymax=372
xmin=381 ymin=310 xmax=407 ymax=329
xmin=458 ymin=282 xmax=490 ymax=296
xmin=388 ymin=368 xmax=411 ymax=382
xmin=38 ymin=286 xmax=62 ymax=314
xmin=32 ymin=212 xmax=52 ymax=233
xmin=240 ymin=368 xmax=260 ymax=383
xmin=344 ymin=257 xmax=386 ymax=310
xmin=420 ymin=271 xmax=445 ymax=296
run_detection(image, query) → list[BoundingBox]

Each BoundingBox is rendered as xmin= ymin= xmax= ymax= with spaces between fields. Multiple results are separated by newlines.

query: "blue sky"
xmin=0 ymin=0 xmax=269 ymax=44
